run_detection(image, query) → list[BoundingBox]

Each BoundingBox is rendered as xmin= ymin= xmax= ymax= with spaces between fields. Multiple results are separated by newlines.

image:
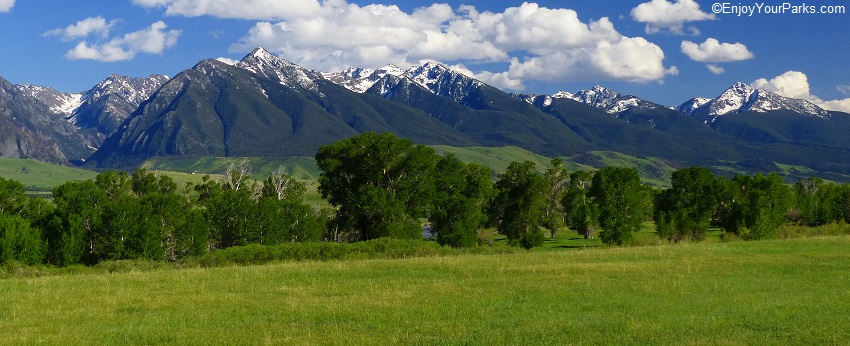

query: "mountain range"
xmin=3 ymin=47 xmax=850 ymax=181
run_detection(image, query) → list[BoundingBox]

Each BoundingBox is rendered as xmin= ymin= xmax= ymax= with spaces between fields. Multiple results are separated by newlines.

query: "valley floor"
xmin=2 ymin=236 xmax=849 ymax=345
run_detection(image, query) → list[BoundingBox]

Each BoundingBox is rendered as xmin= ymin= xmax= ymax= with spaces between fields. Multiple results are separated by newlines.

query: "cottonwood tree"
xmin=431 ymin=155 xmax=493 ymax=248
xmin=316 ymin=132 xmax=438 ymax=241
xmin=262 ymin=168 xmax=306 ymax=202
xmin=0 ymin=177 xmax=27 ymax=216
xmin=542 ymin=158 xmax=568 ymax=238
xmin=589 ymin=167 xmax=647 ymax=246
xmin=489 ymin=161 xmax=546 ymax=249
xmin=563 ymin=170 xmax=595 ymax=239
xmin=654 ymin=167 xmax=719 ymax=241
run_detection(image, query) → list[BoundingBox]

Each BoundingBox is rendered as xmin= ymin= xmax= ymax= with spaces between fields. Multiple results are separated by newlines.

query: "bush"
xmin=775 ymin=223 xmax=850 ymax=239
xmin=94 ymin=259 xmax=173 ymax=273
xmin=0 ymin=215 xmax=46 ymax=265
xmin=189 ymin=238 xmax=452 ymax=267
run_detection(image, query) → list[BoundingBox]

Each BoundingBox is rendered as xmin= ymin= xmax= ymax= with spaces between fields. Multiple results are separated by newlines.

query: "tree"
xmin=47 ymin=180 xmax=108 ymax=265
xmin=316 ymin=132 xmax=438 ymax=241
xmin=0 ymin=214 xmax=46 ymax=265
xmin=490 ymin=161 xmax=546 ymax=249
xmin=0 ymin=177 xmax=27 ymax=216
xmin=717 ymin=173 xmax=792 ymax=240
xmin=563 ymin=170 xmax=595 ymax=239
xmin=589 ymin=167 xmax=647 ymax=246
xmin=654 ymin=167 xmax=719 ymax=242
xmin=261 ymin=168 xmax=306 ymax=202
xmin=741 ymin=173 xmax=792 ymax=240
xmin=792 ymin=178 xmax=846 ymax=226
xmin=542 ymin=158 xmax=568 ymax=238
xmin=431 ymin=155 xmax=493 ymax=248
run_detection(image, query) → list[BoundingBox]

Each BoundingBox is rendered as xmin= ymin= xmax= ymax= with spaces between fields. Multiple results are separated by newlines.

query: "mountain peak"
xmin=236 ymin=47 xmax=321 ymax=92
xmin=680 ymin=82 xmax=829 ymax=119
xmin=557 ymin=85 xmax=660 ymax=115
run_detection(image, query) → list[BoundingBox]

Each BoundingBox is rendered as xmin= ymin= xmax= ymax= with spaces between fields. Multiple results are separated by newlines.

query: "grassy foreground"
xmin=2 ymin=237 xmax=850 ymax=345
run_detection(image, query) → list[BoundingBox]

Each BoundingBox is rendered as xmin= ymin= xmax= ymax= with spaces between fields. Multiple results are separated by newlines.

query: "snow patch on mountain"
xmin=16 ymin=84 xmax=84 ymax=116
xmin=679 ymin=82 xmax=830 ymax=119
xmin=236 ymin=47 xmax=322 ymax=92
xmin=551 ymin=85 xmax=661 ymax=115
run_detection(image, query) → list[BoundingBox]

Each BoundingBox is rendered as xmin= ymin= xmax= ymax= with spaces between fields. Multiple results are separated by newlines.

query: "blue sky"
xmin=1 ymin=0 xmax=848 ymax=110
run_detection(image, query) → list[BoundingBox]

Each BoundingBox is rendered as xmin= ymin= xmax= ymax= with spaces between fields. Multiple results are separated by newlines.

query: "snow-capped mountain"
xmin=236 ymin=47 xmax=323 ymax=92
xmin=317 ymin=61 xmax=483 ymax=106
xmin=680 ymin=82 xmax=829 ymax=120
xmin=14 ymin=84 xmax=83 ymax=116
xmin=517 ymin=85 xmax=664 ymax=118
xmin=72 ymin=74 xmax=169 ymax=135
xmin=677 ymin=97 xmax=712 ymax=115
xmin=16 ymin=74 xmax=168 ymax=136
xmin=553 ymin=85 xmax=663 ymax=115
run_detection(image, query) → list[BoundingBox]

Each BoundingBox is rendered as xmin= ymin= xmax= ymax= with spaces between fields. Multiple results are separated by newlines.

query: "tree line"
xmin=2 ymin=132 xmax=850 ymax=267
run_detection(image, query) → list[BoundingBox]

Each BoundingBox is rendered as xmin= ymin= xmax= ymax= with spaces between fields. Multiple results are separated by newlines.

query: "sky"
xmin=0 ymin=0 xmax=849 ymax=110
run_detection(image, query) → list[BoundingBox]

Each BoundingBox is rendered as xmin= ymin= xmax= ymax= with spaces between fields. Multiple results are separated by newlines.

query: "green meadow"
xmin=0 ymin=158 xmax=97 ymax=189
xmin=2 ymin=236 xmax=849 ymax=345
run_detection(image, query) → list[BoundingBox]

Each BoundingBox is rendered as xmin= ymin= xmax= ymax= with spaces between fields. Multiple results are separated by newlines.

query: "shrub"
xmin=189 ymin=238 xmax=451 ymax=267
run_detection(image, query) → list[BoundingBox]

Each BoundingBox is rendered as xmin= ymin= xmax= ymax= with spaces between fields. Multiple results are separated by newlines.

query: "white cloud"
xmin=631 ymin=0 xmax=715 ymax=35
xmin=131 ymin=0 xmax=325 ymax=20
xmin=0 ymin=0 xmax=14 ymax=12
xmin=681 ymin=38 xmax=754 ymax=62
xmin=132 ymin=1 xmax=677 ymax=87
xmin=475 ymin=71 xmax=525 ymax=91
xmin=216 ymin=57 xmax=239 ymax=65
xmin=209 ymin=2 xmax=673 ymax=87
xmin=752 ymin=71 xmax=811 ymax=99
xmin=65 ymin=21 xmax=182 ymax=62
xmin=837 ymin=85 xmax=850 ymax=96
xmin=508 ymin=37 xmax=678 ymax=83
xmin=43 ymin=16 xmax=118 ymax=41
xmin=752 ymin=71 xmax=850 ymax=113
xmin=706 ymin=64 xmax=725 ymax=74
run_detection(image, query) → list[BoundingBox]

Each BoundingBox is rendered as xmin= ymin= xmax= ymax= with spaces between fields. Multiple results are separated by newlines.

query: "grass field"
xmin=0 ymin=158 xmax=97 ymax=189
xmin=2 ymin=236 xmax=849 ymax=345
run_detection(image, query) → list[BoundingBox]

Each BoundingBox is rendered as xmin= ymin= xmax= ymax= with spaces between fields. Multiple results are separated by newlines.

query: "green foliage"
xmin=716 ymin=173 xmax=793 ymax=240
xmin=0 ymin=177 xmax=27 ymax=215
xmin=431 ymin=155 xmax=494 ymax=248
xmin=589 ymin=167 xmax=648 ymax=246
xmin=791 ymin=178 xmax=848 ymax=226
xmin=317 ymin=132 xmax=438 ymax=241
xmin=190 ymin=238 xmax=450 ymax=267
xmin=563 ymin=170 xmax=595 ymax=239
xmin=654 ymin=167 xmax=720 ymax=241
xmin=490 ymin=161 xmax=547 ymax=249
xmin=0 ymin=214 xmax=46 ymax=265
xmin=541 ymin=158 xmax=567 ymax=238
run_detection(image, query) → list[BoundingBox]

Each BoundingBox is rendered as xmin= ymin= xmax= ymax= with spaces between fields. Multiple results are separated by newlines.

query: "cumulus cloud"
xmin=752 ymin=71 xmax=850 ymax=113
xmin=752 ymin=71 xmax=811 ymax=99
xmin=508 ymin=37 xmax=678 ymax=83
xmin=681 ymin=38 xmax=754 ymax=62
xmin=630 ymin=0 xmax=715 ymax=35
xmin=0 ymin=0 xmax=14 ymax=12
xmin=43 ymin=16 xmax=118 ymax=41
xmin=132 ymin=1 xmax=677 ymax=87
xmin=131 ymin=0 xmax=325 ymax=20
xmin=706 ymin=64 xmax=725 ymax=74
xmin=64 ymin=21 xmax=181 ymax=62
